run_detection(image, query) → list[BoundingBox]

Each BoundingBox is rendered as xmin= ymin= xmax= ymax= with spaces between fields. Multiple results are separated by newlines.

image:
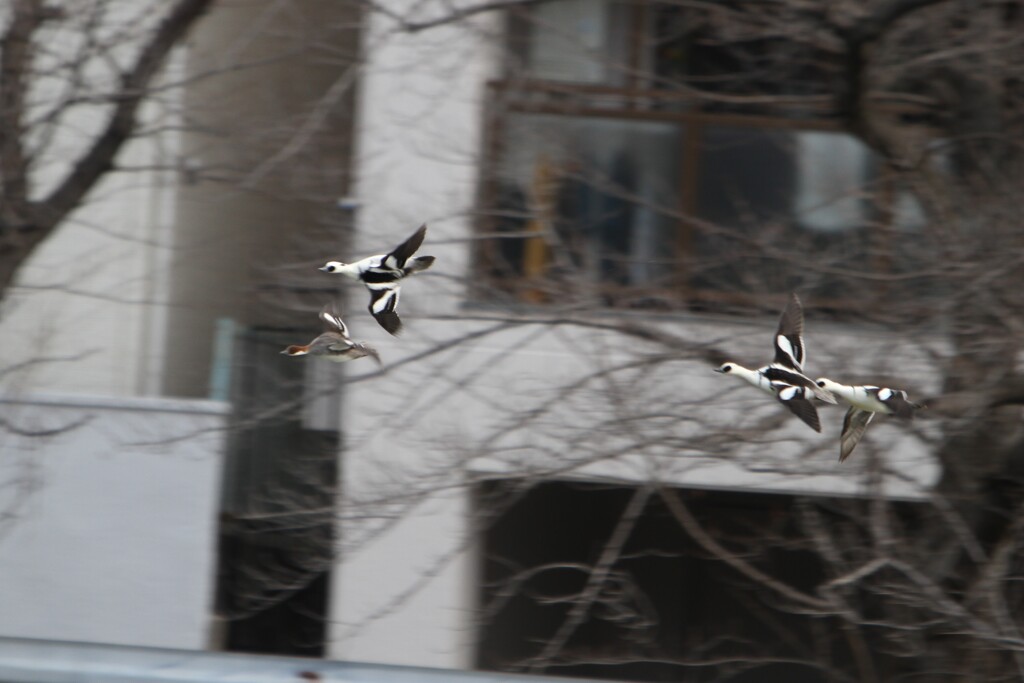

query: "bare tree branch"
xmin=41 ymin=0 xmax=214 ymax=226
xmin=657 ymin=486 xmax=832 ymax=612
xmin=834 ymin=0 xmax=953 ymax=159
xmin=527 ymin=486 xmax=652 ymax=672
xmin=0 ymin=0 xmax=216 ymax=299
xmin=0 ymin=0 xmax=49 ymax=231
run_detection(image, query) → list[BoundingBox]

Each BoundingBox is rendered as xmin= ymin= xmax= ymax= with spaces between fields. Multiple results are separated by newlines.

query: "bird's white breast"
xmin=743 ymin=366 xmax=776 ymax=395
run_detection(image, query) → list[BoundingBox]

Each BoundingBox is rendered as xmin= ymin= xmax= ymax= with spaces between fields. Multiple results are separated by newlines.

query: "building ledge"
xmin=0 ymin=636 xmax=618 ymax=683
xmin=0 ymin=392 xmax=230 ymax=416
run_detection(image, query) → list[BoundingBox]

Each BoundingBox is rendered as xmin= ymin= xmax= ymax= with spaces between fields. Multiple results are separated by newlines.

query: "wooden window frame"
xmin=476 ymin=5 xmax=914 ymax=312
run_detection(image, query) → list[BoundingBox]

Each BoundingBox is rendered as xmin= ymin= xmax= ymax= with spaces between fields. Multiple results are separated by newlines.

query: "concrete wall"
xmin=327 ymin=3 xmax=505 ymax=667
xmin=0 ymin=394 xmax=228 ymax=649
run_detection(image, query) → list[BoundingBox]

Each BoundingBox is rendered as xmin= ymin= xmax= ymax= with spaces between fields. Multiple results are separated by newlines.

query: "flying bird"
xmin=814 ymin=378 xmax=922 ymax=462
xmin=281 ymin=305 xmax=381 ymax=365
xmin=319 ymin=224 xmax=435 ymax=335
xmin=714 ymin=293 xmax=836 ymax=432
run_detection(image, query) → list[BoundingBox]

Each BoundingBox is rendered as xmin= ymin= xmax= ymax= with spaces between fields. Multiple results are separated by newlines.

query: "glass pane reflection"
xmin=491 ymin=113 xmax=682 ymax=297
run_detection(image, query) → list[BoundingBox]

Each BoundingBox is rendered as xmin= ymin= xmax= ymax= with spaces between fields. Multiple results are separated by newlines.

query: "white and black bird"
xmin=319 ymin=224 xmax=435 ymax=335
xmin=814 ymin=378 xmax=922 ymax=462
xmin=281 ymin=305 xmax=381 ymax=365
xmin=714 ymin=293 xmax=837 ymax=432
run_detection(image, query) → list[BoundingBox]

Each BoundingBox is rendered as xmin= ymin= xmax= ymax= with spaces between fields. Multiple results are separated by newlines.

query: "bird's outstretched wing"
xmin=772 ymin=292 xmax=805 ymax=371
xmin=319 ymin=304 xmax=350 ymax=338
xmin=774 ymin=383 xmax=821 ymax=432
xmin=383 ymin=224 xmax=427 ymax=271
xmin=764 ymin=365 xmax=836 ymax=404
xmin=325 ymin=338 xmax=356 ymax=353
xmin=367 ymin=283 xmax=402 ymax=335
xmin=839 ymin=407 xmax=875 ymax=462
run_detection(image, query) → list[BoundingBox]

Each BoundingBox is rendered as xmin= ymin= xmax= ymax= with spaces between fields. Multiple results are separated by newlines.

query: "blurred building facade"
xmin=0 ymin=1 xmax=946 ymax=681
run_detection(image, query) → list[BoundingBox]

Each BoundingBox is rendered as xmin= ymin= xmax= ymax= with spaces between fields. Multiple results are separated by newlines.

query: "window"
xmin=487 ymin=113 xmax=682 ymax=307
xmin=214 ymin=327 xmax=341 ymax=656
xmin=476 ymin=480 xmax=924 ymax=682
xmin=479 ymin=1 xmax=921 ymax=310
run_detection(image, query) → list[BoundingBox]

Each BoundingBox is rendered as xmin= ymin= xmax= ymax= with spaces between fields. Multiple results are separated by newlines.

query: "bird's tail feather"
xmin=404 ymin=255 xmax=435 ymax=274
xmin=362 ymin=344 xmax=383 ymax=366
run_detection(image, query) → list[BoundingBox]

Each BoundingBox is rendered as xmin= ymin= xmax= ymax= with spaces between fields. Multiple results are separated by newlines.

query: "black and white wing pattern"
xmin=772 ymin=292 xmax=805 ymax=371
xmin=359 ymin=225 xmax=430 ymax=335
xmin=323 ymin=313 xmax=383 ymax=365
xmin=763 ymin=295 xmax=835 ymax=406
xmin=366 ymin=283 xmax=403 ymax=335
xmin=839 ymin=407 xmax=875 ymax=462
xmin=873 ymin=387 xmax=918 ymax=419
xmin=381 ymin=224 xmax=427 ymax=273
xmin=318 ymin=305 xmax=362 ymax=354
xmin=772 ymin=381 xmax=822 ymax=432
xmin=319 ymin=305 xmax=351 ymax=338
xmin=763 ymin=363 xmax=838 ymax=432
xmin=765 ymin=365 xmax=836 ymax=407
xmin=763 ymin=365 xmax=834 ymax=404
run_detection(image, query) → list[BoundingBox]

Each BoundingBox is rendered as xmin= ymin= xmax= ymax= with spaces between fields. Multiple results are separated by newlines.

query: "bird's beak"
xmin=713 ymin=367 xmax=724 ymax=373
xmin=318 ymin=265 xmax=331 ymax=272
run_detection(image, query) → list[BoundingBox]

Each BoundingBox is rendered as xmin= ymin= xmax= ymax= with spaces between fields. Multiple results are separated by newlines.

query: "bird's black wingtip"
xmin=374 ymin=311 xmax=403 ymax=336
xmin=390 ymin=224 xmax=428 ymax=264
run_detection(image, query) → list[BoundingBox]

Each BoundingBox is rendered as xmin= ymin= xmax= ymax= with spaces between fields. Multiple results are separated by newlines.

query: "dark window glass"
xmin=476 ymin=481 xmax=924 ymax=682
xmin=488 ymin=113 xmax=682 ymax=306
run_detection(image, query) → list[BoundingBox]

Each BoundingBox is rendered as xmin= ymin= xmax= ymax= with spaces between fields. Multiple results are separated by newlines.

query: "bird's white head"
xmin=815 ymin=378 xmax=852 ymax=402
xmin=815 ymin=377 xmax=840 ymax=392
xmin=714 ymin=362 xmax=765 ymax=391
xmin=319 ymin=260 xmax=354 ymax=276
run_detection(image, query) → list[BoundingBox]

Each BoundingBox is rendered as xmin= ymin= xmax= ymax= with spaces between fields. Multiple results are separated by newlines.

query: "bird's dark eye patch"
xmin=817 ymin=380 xmax=825 ymax=387
xmin=326 ymin=265 xmax=336 ymax=272
xmin=722 ymin=365 xmax=732 ymax=373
